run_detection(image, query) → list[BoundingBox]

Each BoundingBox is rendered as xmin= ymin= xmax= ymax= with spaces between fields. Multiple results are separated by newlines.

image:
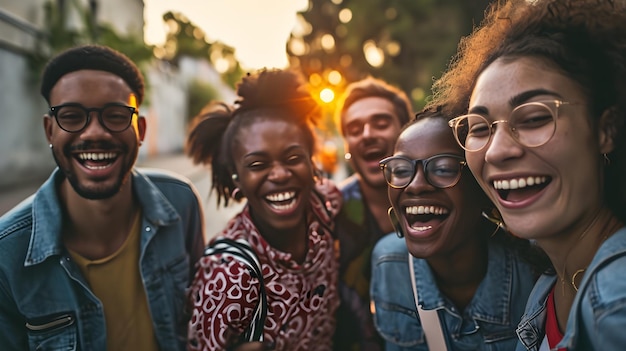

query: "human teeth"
xmin=411 ymin=225 xmax=433 ymax=232
xmin=78 ymin=152 xmax=116 ymax=161
xmin=405 ymin=205 xmax=449 ymax=216
xmin=493 ymin=176 xmax=547 ymax=190
xmin=268 ymin=198 xmax=296 ymax=211
xmin=266 ymin=191 xmax=296 ymax=202
xmin=85 ymin=164 xmax=110 ymax=170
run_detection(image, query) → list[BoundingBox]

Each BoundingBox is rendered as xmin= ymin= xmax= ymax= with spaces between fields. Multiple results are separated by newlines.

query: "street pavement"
xmin=0 ymin=152 xmax=244 ymax=241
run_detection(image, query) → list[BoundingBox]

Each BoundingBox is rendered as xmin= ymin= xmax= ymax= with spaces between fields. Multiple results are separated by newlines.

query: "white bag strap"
xmin=409 ymin=254 xmax=448 ymax=350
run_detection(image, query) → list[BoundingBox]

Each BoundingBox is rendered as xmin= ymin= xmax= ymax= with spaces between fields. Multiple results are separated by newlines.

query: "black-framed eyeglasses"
xmin=49 ymin=103 xmax=137 ymax=133
xmin=448 ymin=100 xmax=571 ymax=152
xmin=379 ymin=154 xmax=466 ymax=189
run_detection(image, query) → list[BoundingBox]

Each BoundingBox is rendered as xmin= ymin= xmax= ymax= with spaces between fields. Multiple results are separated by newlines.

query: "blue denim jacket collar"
xmin=516 ymin=227 xmax=626 ymax=350
xmin=25 ymin=168 xmax=180 ymax=267
xmin=414 ymin=243 xmax=514 ymax=326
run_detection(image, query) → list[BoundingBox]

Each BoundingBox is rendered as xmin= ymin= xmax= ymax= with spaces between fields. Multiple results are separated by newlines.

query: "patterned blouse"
xmin=187 ymin=184 xmax=340 ymax=351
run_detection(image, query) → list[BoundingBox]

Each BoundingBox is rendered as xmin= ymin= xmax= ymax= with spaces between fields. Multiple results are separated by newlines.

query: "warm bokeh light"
xmin=386 ymin=41 xmax=401 ymax=56
xmin=214 ymin=58 xmax=230 ymax=73
xmin=364 ymin=40 xmax=384 ymax=68
xmin=327 ymin=70 xmax=342 ymax=85
xmin=320 ymin=88 xmax=335 ymax=103
xmin=338 ymin=9 xmax=352 ymax=23
xmin=289 ymin=37 xmax=308 ymax=56
xmin=309 ymin=73 xmax=323 ymax=86
xmin=321 ymin=34 xmax=336 ymax=51
xmin=318 ymin=140 xmax=339 ymax=175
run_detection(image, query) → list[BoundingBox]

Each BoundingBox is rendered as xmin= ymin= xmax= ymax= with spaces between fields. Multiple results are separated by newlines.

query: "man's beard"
xmin=52 ymin=143 xmax=135 ymax=200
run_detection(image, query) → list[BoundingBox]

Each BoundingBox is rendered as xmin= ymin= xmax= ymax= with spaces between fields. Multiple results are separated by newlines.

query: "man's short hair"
xmin=335 ymin=77 xmax=413 ymax=135
xmin=40 ymin=45 xmax=145 ymax=105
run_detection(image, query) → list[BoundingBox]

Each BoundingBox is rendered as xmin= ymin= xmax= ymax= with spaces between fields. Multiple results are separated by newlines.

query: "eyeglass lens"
xmin=383 ymin=156 xmax=463 ymax=189
xmin=54 ymin=105 xmax=134 ymax=132
xmin=453 ymin=102 xmax=557 ymax=151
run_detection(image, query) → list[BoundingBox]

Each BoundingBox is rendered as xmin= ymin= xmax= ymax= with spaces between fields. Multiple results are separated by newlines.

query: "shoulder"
xmin=0 ymin=200 xmax=33 ymax=242
xmin=137 ymin=167 xmax=196 ymax=192
xmin=372 ymin=233 xmax=407 ymax=263
xmin=585 ymin=228 xmax=626 ymax=298
xmin=134 ymin=168 xmax=202 ymax=207
xmin=0 ymin=172 xmax=57 ymax=242
xmin=338 ymin=175 xmax=361 ymax=199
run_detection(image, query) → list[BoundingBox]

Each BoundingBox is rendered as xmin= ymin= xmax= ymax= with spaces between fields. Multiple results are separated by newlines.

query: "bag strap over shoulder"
xmin=205 ymin=238 xmax=267 ymax=342
xmin=408 ymin=254 xmax=449 ymax=350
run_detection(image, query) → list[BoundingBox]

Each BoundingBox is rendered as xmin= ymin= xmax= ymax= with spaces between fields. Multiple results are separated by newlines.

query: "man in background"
xmin=0 ymin=45 xmax=205 ymax=350
xmin=334 ymin=77 xmax=413 ymax=351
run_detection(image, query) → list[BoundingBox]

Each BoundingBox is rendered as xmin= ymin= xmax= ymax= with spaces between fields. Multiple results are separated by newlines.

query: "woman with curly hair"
xmin=185 ymin=69 xmax=341 ymax=351
xmin=434 ymin=0 xmax=626 ymax=349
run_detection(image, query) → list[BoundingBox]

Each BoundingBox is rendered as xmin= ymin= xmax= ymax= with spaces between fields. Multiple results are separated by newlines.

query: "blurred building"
xmin=0 ymin=0 xmax=235 ymax=190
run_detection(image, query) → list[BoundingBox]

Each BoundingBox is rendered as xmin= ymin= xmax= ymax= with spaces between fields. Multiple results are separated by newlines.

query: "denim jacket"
xmin=515 ymin=227 xmax=626 ymax=351
xmin=371 ymin=233 xmax=535 ymax=351
xmin=0 ymin=168 xmax=205 ymax=351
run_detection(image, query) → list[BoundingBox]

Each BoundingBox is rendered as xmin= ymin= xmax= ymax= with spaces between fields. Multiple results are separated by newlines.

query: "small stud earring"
xmin=231 ymin=174 xmax=238 ymax=180
xmin=49 ymin=144 xmax=53 ymax=149
xmin=344 ymin=152 xmax=352 ymax=161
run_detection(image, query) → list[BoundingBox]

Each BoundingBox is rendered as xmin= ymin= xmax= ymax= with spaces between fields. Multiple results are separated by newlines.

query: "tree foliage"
xmin=157 ymin=11 xmax=244 ymax=88
xmin=29 ymin=0 xmax=153 ymax=84
xmin=288 ymin=0 xmax=493 ymax=110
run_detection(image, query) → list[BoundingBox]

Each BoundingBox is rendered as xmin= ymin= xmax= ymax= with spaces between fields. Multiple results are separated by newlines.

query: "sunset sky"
xmin=143 ymin=0 xmax=308 ymax=70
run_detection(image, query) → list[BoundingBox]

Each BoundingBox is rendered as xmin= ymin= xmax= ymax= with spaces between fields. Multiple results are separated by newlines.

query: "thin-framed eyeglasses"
xmin=49 ymin=103 xmax=138 ymax=133
xmin=447 ymin=100 xmax=571 ymax=152
xmin=379 ymin=154 xmax=466 ymax=189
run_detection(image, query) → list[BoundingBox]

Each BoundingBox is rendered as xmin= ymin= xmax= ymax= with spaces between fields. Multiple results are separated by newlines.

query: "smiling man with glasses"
xmin=0 ymin=45 xmax=205 ymax=351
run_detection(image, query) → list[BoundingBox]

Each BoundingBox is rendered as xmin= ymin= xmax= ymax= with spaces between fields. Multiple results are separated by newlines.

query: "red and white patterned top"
xmin=187 ymin=185 xmax=340 ymax=351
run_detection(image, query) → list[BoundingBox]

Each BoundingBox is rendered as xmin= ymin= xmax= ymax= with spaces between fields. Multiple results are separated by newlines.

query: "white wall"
xmin=140 ymin=57 xmax=236 ymax=159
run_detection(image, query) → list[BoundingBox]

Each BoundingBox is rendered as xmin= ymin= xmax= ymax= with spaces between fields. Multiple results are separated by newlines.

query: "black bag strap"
xmin=204 ymin=238 xmax=267 ymax=342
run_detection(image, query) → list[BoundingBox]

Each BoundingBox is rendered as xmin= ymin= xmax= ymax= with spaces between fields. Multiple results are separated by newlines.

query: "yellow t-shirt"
xmin=69 ymin=212 xmax=159 ymax=351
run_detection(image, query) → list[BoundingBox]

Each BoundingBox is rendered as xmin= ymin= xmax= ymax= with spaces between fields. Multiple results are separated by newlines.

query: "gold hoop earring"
xmin=388 ymin=207 xmax=404 ymax=238
xmin=482 ymin=208 xmax=507 ymax=237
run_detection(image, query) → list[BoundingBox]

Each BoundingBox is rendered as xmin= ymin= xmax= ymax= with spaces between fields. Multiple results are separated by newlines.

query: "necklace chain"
xmin=559 ymin=211 xmax=621 ymax=296
xmin=559 ymin=212 xmax=602 ymax=296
